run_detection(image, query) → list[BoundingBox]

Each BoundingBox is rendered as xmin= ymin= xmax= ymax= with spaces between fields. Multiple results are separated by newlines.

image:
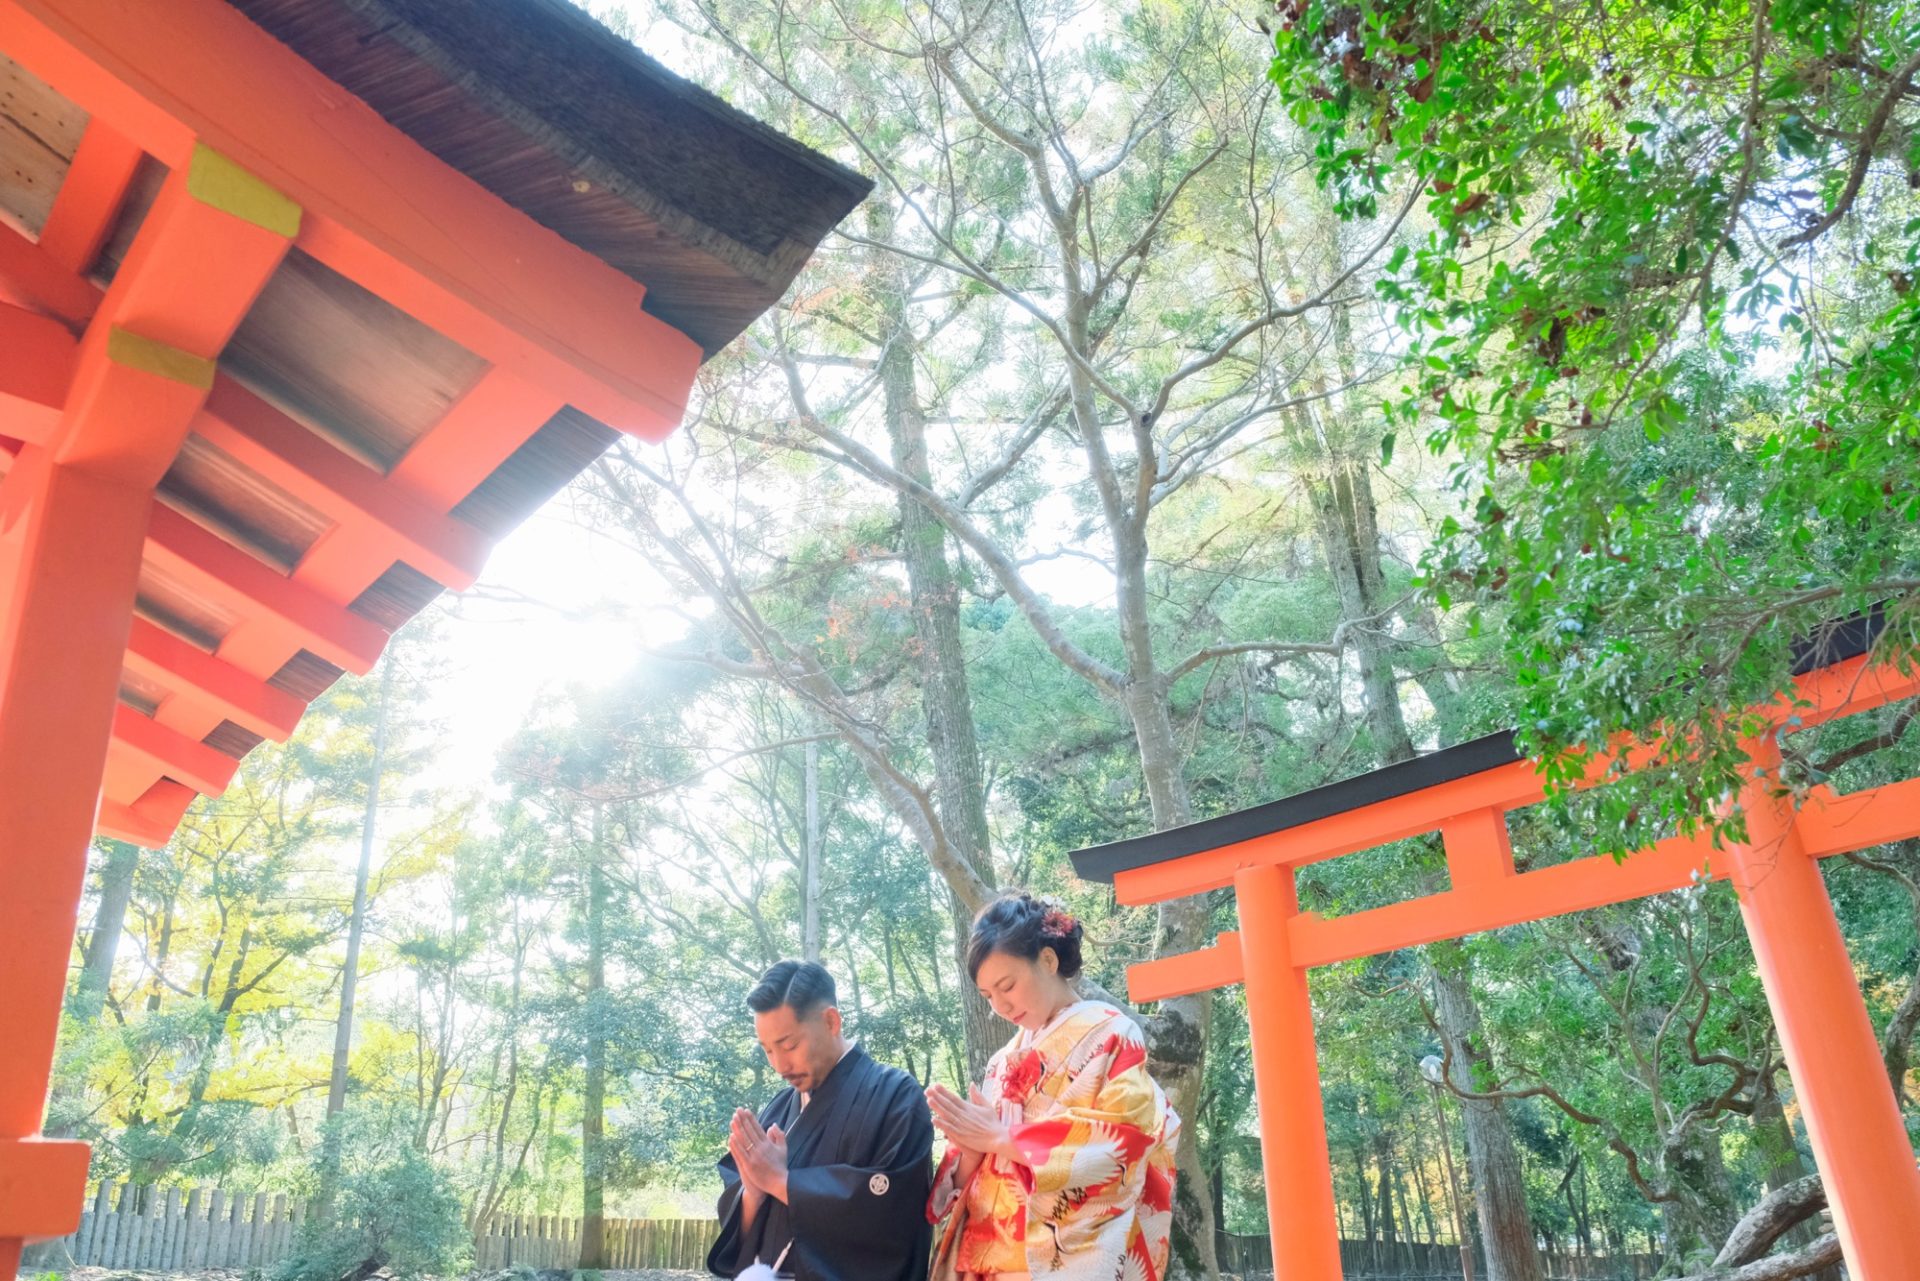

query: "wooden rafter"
xmin=33 ymin=118 xmax=142 ymax=274
xmin=3 ymin=0 xmax=700 ymax=436
xmin=106 ymin=703 xmax=240 ymax=799
xmin=213 ymin=366 xmax=565 ymax=678
xmin=122 ymin=616 xmax=303 ymax=742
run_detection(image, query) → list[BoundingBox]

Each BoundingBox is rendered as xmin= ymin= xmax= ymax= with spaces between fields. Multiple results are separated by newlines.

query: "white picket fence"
xmin=36 ymin=1183 xmax=304 ymax=1269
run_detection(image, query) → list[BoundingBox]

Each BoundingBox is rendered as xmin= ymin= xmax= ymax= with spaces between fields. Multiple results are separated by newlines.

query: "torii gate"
xmin=1070 ymin=617 xmax=1920 ymax=1280
xmin=0 ymin=0 xmax=866 ymax=1266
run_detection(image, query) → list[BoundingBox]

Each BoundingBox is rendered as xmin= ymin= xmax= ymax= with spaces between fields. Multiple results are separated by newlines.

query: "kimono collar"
xmin=1017 ymin=999 xmax=1103 ymax=1049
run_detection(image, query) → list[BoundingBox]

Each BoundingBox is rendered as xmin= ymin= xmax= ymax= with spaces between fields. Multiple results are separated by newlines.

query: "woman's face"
xmin=974 ymin=947 xmax=1073 ymax=1031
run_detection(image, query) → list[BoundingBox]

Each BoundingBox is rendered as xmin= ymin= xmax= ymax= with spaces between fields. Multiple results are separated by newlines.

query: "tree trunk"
xmin=315 ymin=661 xmax=391 ymax=1222
xmin=1749 ymin=1082 xmax=1837 ymax=1280
xmin=870 ymin=203 xmax=1001 ymax=1082
xmin=473 ymin=905 xmax=528 ymax=1231
xmin=1302 ymin=382 xmax=1541 ymax=1281
xmin=1374 ymin=1131 xmax=1399 ymax=1259
xmin=1351 ymin=1141 xmax=1375 ymax=1242
xmin=74 ymin=840 xmax=138 ymax=1019
xmin=1374 ymin=1130 xmax=1400 ymax=1262
xmin=1663 ymin=1126 xmax=1744 ymax=1268
xmin=1394 ymin=1163 xmax=1419 ymax=1260
xmin=803 ymin=735 xmax=823 ymax=963
xmin=1408 ymin=1114 xmax=1442 ymax=1244
xmin=328 ymin=660 xmax=391 ymax=1116
xmin=582 ymin=808 xmax=610 ymax=1268
xmin=46 ymin=840 xmax=141 ymax=1140
xmin=1431 ymin=946 xmax=1547 ymax=1281
xmin=1400 ymin=596 xmax=1468 ymax=740
xmin=1305 ymin=448 xmax=1416 ymax=763
xmin=1115 ymin=678 xmax=1218 ymax=1281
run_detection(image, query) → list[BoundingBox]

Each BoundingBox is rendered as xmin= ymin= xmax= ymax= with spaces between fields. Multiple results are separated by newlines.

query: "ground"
xmin=51 ymin=1269 xmax=707 ymax=1281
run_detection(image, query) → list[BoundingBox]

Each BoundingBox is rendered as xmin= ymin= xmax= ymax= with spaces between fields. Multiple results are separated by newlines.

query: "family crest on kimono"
xmin=926 ymin=895 xmax=1181 ymax=1281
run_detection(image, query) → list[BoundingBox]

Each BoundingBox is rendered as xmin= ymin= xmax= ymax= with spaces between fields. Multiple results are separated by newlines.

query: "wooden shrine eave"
xmin=227 ymin=0 xmax=875 ymax=355
xmin=0 ymin=0 xmax=867 ymax=852
xmin=0 ymin=0 xmax=854 ymax=1256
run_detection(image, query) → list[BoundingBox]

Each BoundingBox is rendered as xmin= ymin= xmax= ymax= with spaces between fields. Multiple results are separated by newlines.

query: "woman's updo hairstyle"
xmin=966 ymin=892 xmax=1085 ymax=981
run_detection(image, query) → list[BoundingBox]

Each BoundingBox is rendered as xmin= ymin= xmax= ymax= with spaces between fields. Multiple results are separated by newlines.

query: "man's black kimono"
xmin=708 ymin=1045 xmax=933 ymax=1281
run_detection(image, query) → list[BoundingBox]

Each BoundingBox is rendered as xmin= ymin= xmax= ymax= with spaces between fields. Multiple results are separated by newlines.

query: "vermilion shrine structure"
xmin=1072 ymin=617 xmax=1920 ymax=1281
xmin=0 ymin=0 xmax=867 ymax=1267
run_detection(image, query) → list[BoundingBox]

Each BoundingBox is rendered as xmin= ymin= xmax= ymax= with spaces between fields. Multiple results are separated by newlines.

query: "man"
xmin=708 ymin=960 xmax=934 ymax=1281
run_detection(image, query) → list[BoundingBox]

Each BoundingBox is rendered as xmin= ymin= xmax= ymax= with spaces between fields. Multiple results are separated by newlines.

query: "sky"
xmin=418 ymin=474 xmax=1114 ymax=795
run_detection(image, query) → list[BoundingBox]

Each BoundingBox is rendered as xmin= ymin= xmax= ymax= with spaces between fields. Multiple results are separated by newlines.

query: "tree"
xmin=327 ymin=660 xmax=394 ymax=1122
xmin=1265 ymin=0 xmax=1920 ymax=840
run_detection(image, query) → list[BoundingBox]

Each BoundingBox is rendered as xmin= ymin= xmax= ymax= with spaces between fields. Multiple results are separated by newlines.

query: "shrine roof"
xmin=227 ymin=0 xmax=872 ymax=355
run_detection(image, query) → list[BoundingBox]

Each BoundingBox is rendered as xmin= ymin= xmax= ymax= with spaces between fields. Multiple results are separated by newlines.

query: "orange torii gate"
xmin=1070 ymin=618 xmax=1920 ymax=1281
xmin=0 ymin=0 xmax=867 ymax=1267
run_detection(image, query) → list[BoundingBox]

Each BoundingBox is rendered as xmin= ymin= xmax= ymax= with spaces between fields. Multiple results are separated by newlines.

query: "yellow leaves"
xmin=207 ymin=1041 xmax=312 ymax=1109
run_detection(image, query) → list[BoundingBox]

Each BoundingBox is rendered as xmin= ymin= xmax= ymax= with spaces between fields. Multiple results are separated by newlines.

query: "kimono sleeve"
xmin=707 ymin=1148 xmax=753 ymax=1276
xmin=1010 ymin=1024 xmax=1170 ymax=1206
xmin=706 ymin=1095 xmax=788 ymax=1277
xmin=787 ymin=1071 xmax=935 ymax=1281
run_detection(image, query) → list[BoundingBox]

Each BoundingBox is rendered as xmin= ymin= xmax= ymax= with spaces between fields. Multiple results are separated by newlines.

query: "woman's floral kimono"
xmin=929 ymin=1001 xmax=1180 ymax=1281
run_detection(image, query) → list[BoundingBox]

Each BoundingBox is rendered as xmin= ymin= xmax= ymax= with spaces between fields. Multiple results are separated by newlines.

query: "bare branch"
xmin=1419 ymin=994 xmax=1674 ymax=1203
xmin=1812 ymin=700 xmax=1916 ymax=774
xmin=1168 ymin=593 xmax=1411 ymax=683
xmin=1146 ymin=182 xmax=1421 ymax=420
xmin=958 ymin=387 xmax=1069 ymax=505
xmin=726 ymin=414 xmax=1128 ymax=696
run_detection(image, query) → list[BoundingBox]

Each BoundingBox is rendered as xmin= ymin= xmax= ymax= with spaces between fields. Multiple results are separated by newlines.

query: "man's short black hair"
xmin=746 ymin=960 xmax=837 ymax=1019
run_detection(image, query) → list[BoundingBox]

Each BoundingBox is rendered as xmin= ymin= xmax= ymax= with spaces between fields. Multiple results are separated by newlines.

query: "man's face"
xmin=753 ymin=1002 xmax=844 ymax=1094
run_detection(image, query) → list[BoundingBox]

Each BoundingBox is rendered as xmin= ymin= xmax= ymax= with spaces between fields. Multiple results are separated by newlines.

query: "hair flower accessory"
xmin=1040 ymin=901 xmax=1077 ymax=936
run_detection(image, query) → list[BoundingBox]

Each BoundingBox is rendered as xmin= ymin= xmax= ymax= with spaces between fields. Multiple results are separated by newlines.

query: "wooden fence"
xmin=1216 ymin=1232 xmax=1663 ymax=1280
xmin=31 ymin=1194 xmax=721 ymax=1274
xmin=474 ymin=1215 xmax=715 ymax=1270
xmin=32 ymin=1183 xmax=304 ymax=1270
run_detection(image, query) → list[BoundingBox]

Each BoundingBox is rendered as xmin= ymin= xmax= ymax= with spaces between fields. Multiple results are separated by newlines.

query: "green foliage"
xmin=1269 ymin=0 xmax=1920 ymax=850
xmin=280 ymin=1109 xmax=470 ymax=1281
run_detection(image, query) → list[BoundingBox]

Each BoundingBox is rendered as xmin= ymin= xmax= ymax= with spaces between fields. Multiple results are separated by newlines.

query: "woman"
xmin=926 ymin=893 xmax=1179 ymax=1281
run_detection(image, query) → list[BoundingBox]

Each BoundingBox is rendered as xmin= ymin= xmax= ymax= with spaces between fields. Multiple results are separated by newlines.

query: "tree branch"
xmin=727 ymin=413 xmax=1128 ymax=696
xmin=1779 ymin=48 xmax=1920 ymax=249
xmin=1812 ymin=700 xmax=1916 ymax=774
xmin=1145 ymin=182 xmax=1420 ymax=420
xmin=959 ymin=387 xmax=1069 ymax=505
xmin=1711 ymin=1175 xmax=1829 ymax=1269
